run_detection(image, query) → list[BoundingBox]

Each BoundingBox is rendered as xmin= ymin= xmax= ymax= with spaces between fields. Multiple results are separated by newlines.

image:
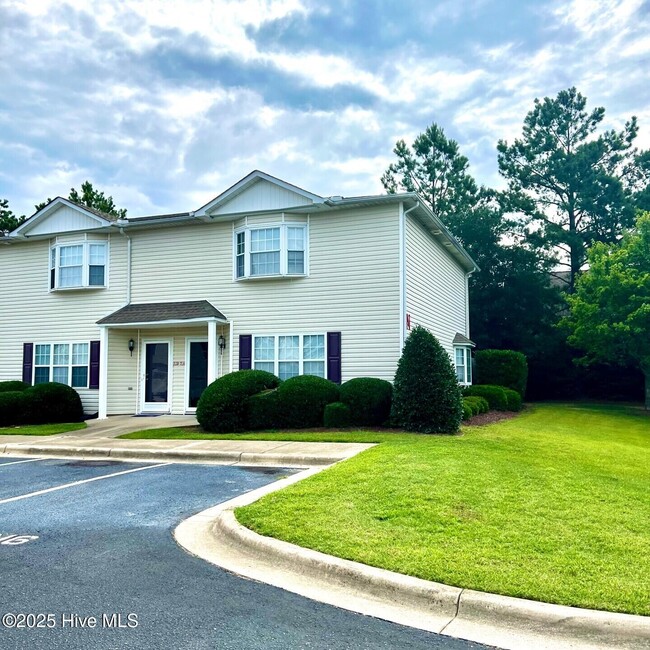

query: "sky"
xmin=1 ymin=0 xmax=649 ymax=218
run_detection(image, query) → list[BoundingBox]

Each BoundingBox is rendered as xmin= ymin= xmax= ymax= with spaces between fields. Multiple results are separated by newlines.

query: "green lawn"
xmin=233 ymin=403 xmax=650 ymax=616
xmin=0 ymin=422 xmax=87 ymax=436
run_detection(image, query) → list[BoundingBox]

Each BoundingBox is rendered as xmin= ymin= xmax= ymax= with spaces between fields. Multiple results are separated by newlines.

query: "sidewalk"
xmin=0 ymin=415 xmax=374 ymax=467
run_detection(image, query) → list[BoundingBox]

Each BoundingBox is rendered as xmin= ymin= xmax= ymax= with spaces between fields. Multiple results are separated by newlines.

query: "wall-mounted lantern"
xmin=128 ymin=339 xmax=135 ymax=357
xmin=218 ymin=335 xmax=226 ymax=354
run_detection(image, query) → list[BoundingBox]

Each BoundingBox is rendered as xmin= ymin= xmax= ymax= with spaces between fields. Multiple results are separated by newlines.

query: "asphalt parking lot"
xmin=0 ymin=456 xmax=494 ymax=649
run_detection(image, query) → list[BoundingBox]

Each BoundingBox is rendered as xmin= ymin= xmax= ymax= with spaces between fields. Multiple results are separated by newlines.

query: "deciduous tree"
xmin=35 ymin=181 xmax=126 ymax=218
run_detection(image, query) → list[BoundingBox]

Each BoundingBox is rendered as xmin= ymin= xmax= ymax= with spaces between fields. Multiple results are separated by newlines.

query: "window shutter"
xmin=89 ymin=340 xmax=100 ymax=389
xmin=326 ymin=332 xmax=341 ymax=384
xmin=22 ymin=343 xmax=34 ymax=385
xmin=239 ymin=335 xmax=252 ymax=370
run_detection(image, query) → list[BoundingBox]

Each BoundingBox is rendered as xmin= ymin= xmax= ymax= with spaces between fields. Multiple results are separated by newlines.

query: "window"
xmin=50 ymin=241 xmax=107 ymax=289
xmin=235 ymin=224 xmax=307 ymax=279
xmin=454 ymin=347 xmax=472 ymax=385
xmin=33 ymin=342 xmax=89 ymax=388
xmin=253 ymin=334 xmax=325 ymax=379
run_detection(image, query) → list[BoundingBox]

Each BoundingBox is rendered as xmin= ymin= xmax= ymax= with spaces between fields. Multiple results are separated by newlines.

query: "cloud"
xmin=0 ymin=0 xmax=648 ymax=219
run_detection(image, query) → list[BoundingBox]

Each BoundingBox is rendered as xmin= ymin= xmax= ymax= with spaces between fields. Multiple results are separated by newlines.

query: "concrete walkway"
xmin=0 ymin=416 xmax=374 ymax=467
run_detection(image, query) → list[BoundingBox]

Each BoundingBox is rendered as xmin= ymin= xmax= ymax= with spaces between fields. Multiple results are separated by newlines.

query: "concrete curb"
xmin=175 ymin=468 xmax=650 ymax=650
xmin=0 ymin=443 xmax=341 ymax=467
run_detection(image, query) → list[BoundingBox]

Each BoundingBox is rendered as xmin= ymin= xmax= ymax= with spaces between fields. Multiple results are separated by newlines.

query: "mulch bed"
xmin=464 ymin=409 xmax=522 ymax=426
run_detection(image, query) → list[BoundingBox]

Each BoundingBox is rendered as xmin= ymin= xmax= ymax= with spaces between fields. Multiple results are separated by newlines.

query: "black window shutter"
xmin=89 ymin=340 xmax=100 ymax=389
xmin=239 ymin=335 xmax=252 ymax=370
xmin=22 ymin=343 xmax=33 ymax=385
xmin=326 ymin=332 xmax=341 ymax=384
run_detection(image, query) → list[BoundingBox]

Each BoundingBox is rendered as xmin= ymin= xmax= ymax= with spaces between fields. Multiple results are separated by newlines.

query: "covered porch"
xmin=96 ymin=301 xmax=231 ymax=418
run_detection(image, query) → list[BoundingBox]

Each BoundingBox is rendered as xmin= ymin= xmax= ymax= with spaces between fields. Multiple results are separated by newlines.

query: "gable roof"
xmin=11 ymin=197 xmax=117 ymax=237
xmin=194 ymin=170 xmax=323 ymax=216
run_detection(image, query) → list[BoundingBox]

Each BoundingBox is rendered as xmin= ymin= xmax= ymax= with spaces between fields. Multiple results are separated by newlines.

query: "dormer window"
xmin=50 ymin=241 xmax=107 ymax=290
xmin=234 ymin=224 xmax=307 ymax=279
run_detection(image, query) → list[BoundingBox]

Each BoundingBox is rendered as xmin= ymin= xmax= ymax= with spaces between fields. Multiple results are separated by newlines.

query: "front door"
xmin=142 ymin=341 xmax=171 ymax=412
xmin=187 ymin=341 xmax=208 ymax=410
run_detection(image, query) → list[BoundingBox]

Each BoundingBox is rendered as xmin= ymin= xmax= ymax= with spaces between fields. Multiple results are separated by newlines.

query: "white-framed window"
xmin=454 ymin=346 xmax=472 ymax=385
xmin=34 ymin=342 xmax=90 ymax=388
xmin=253 ymin=334 xmax=325 ymax=380
xmin=234 ymin=224 xmax=307 ymax=279
xmin=50 ymin=241 xmax=107 ymax=289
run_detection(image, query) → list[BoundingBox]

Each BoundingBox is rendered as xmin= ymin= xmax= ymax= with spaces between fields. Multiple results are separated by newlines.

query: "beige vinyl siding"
xmin=0 ymin=235 xmax=128 ymax=413
xmin=130 ymin=205 xmax=401 ymax=382
xmin=405 ymin=215 xmax=468 ymax=357
xmin=212 ymin=180 xmax=312 ymax=214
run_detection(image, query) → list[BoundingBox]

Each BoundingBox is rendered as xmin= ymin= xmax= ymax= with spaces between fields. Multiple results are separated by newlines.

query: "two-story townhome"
xmin=0 ymin=171 xmax=477 ymax=418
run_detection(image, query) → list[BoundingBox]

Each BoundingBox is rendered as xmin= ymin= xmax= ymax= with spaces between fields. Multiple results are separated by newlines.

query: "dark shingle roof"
xmin=97 ymin=301 xmax=226 ymax=325
xmin=453 ymin=333 xmax=475 ymax=347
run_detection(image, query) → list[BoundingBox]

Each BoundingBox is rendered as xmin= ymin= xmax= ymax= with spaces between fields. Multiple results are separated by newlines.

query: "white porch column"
xmin=207 ymin=320 xmax=217 ymax=385
xmin=98 ymin=326 xmax=109 ymax=419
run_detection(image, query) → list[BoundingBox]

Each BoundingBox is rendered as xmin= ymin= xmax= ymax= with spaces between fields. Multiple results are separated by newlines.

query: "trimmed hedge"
xmin=339 ymin=377 xmax=392 ymax=426
xmin=197 ymin=370 xmax=280 ymax=433
xmin=475 ymin=349 xmax=528 ymax=397
xmin=27 ymin=382 xmax=84 ymax=424
xmin=0 ymin=391 xmax=30 ymax=426
xmin=0 ymin=380 xmax=29 ymax=393
xmin=276 ymin=375 xmax=340 ymax=428
xmin=391 ymin=326 xmax=463 ymax=434
xmin=464 ymin=395 xmax=489 ymax=414
xmin=246 ymin=389 xmax=281 ymax=431
xmin=503 ymin=388 xmax=523 ymax=412
xmin=461 ymin=400 xmax=473 ymax=421
xmin=464 ymin=385 xmax=508 ymax=411
xmin=323 ymin=402 xmax=353 ymax=428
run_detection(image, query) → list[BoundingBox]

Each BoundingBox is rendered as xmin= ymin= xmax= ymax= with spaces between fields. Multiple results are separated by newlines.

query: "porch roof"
xmin=97 ymin=300 xmax=227 ymax=327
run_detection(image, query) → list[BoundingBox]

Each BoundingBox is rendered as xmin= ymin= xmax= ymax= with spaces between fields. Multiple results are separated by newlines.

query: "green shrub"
xmin=475 ymin=349 xmax=528 ymax=397
xmin=390 ymin=326 xmax=463 ymax=434
xmin=339 ymin=377 xmax=392 ymax=426
xmin=0 ymin=391 xmax=30 ymax=426
xmin=464 ymin=395 xmax=489 ymax=414
xmin=276 ymin=375 xmax=340 ymax=428
xmin=246 ymin=389 xmax=281 ymax=430
xmin=0 ymin=380 xmax=29 ymax=393
xmin=26 ymin=383 xmax=84 ymax=424
xmin=197 ymin=370 xmax=280 ymax=433
xmin=464 ymin=385 xmax=508 ymax=411
xmin=323 ymin=401 xmax=353 ymax=428
xmin=503 ymin=388 xmax=523 ymax=412
xmin=461 ymin=400 xmax=473 ymax=421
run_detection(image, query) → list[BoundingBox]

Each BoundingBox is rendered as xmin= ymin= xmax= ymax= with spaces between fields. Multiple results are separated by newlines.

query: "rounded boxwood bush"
xmin=0 ymin=380 xmax=29 ymax=393
xmin=461 ymin=400 xmax=473 ymax=421
xmin=503 ymin=388 xmax=523 ymax=412
xmin=276 ymin=375 xmax=340 ymax=428
xmin=475 ymin=349 xmax=528 ymax=397
xmin=464 ymin=385 xmax=508 ymax=411
xmin=339 ymin=377 xmax=392 ymax=426
xmin=323 ymin=401 xmax=352 ymax=428
xmin=464 ymin=395 xmax=489 ymax=414
xmin=0 ymin=391 xmax=30 ymax=426
xmin=246 ymin=389 xmax=281 ymax=430
xmin=390 ymin=326 xmax=463 ymax=434
xmin=197 ymin=370 xmax=280 ymax=433
xmin=26 ymin=382 xmax=84 ymax=424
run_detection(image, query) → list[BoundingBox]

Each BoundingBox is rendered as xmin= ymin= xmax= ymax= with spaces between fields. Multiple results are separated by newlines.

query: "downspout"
xmin=465 ymin=269 xmax=475 ymax=338
xmin=400 ymin=201 xmax=419 ymax=347
xmin=119 ymin=227 xmax=132 ymax=305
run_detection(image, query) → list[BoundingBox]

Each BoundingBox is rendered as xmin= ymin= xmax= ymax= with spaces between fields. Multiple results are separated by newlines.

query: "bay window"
xmin=454 ymin=346 xmax=472 ymax=385
xmin=50 ymin=241 xmax=107 ymax=289
xmin=235 ymin=224 xmax=307 ymax=279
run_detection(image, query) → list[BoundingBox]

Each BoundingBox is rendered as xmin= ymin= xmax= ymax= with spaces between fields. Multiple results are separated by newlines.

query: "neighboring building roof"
xmin=97 ymin=300 xmax=227 ymax=326
xmin=453 ymin=333 xmax=476 ymax=347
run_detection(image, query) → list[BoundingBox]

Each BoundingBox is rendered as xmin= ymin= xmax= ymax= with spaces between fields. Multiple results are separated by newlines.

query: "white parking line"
xmin=0 ymin=463 xmax=170 ymax=505
xmin=0 ymin=457 xmax=46 ymax=468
